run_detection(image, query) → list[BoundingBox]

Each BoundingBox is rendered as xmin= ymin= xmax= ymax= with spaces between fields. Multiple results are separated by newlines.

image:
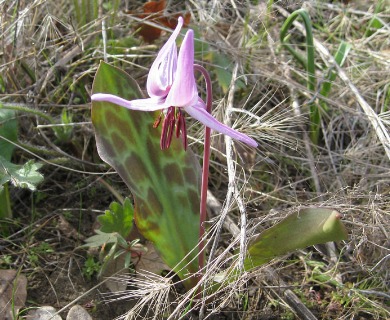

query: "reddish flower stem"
xmin=194 ymin=64 xmax=212 ymax=274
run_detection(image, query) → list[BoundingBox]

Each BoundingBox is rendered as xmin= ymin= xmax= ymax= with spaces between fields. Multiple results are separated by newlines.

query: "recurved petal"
xmin=185 ymin=102 xmax=258 ymax=147
xmin=146 ymin=17 xmax=183 ymax=98
xmin=92 ymin=93 xmax=167 ymax=111
xmin=165 ymin=29 xmax=198 ymax=108
xmin=147 ymin=41 xmax=177 ymax=98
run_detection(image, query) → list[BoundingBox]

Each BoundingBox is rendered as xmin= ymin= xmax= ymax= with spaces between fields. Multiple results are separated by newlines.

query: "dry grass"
xmin=0 ymin=0 xmax=389 ymax=319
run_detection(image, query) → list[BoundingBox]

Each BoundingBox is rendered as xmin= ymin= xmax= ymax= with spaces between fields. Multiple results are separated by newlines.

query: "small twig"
xmin=0 ymin=134 xmax=112 ymax=175
xmin=198 ymin=62 xmax=245 ymax=319
xmin=234 ymin=184 xmax=248 ymax=268
xmin=98 ymin=179 xmax=125 ymax=204
xmin=36 ymin=121 xmax=91 ymax=128
xmin=283 ymin=288 xmax=318 ymax=320
xmin=356 ymin=289 xmax=390 ymax=300
xmin=320 ymin=120 xmax=345 ymax=190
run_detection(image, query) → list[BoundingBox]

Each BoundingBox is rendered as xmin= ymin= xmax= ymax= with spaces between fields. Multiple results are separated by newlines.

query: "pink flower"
xmin=92 ymin=17 xmax=257 ymax=149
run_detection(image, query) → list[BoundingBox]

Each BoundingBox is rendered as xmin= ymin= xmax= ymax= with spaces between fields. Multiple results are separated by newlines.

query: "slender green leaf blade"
xmin=320 ymin=41 xmax=351 ymax=99
xmin=91 ymin=62 xmax=201 ymax=288
xmin=0 ymin=107 xmax=18 ymax=161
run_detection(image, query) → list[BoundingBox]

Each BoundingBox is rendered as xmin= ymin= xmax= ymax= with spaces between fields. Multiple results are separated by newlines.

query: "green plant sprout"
xmin=0 ymin=108 xmax=18 ymax=226
xmin=83 ymin=230 xmax=143 ymax=276
xmin=0 ymin=107 xmax=44 ymax=235
xmin=0 ymin=254 xmax=13 ymax=267
xmin=25 ymin=242 xmax=54 ymax=267
xmin=364 ymin=0 xmax=386 ymax=38
xmin=82 ymin=198 xmax=147 ymax=276
xmin=89 ymin=16 xmax=347 ymax=295
xmin=82 ymin=256 xmax=101 ymax=281
xmin=280 ymin=9 xmax=317 ymax=143
xmin=73 ymin=0 xmax=98 ymax=27
xmin=0 ymin=97 xmax=97 ymax=232
xmin=73 ymin=0 xmax=120 ymax=38
xmin=52 ymin=108 xmax=74 ymax=143
xmin=280 ymin=9 xmax=351 ymax=145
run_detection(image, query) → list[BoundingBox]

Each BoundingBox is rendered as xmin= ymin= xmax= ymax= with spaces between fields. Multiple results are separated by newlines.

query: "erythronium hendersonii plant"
xmin=92 ymin=61 xmax=201 ymax=290
xmin=91 ymin=17 xmax=347 ymax=293
xmin=92 ymin=16 xmax=257 ymax=279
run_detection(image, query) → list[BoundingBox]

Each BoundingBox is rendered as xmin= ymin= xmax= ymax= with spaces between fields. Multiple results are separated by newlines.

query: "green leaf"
xmin=53 ymin=108 xmax=73 ymax=143
xmin=0 ymin=107 xmax=18 ymax=223
xmin=91 ymin=61 xmax=201 ymax=289
xmin=210 ymin=52 xmax=245 ymax=93
xmin=0 ymin=157 xmax=44 ymax=192
xmin=364 ymin=0 xmax=385 ymax=37
xmin=97 ymin=198 xmax=134 ymax=238
xmin=213 ymin=208 xmax=348 ymax=289
xmin=81 ymin=229 xmax=119 ymax=248
xmin=280 ymin=9 xmax=318 ymax=144
xmin=320 ymin=41 xmax=351 ymax=101
xmin=244 ymin=208 xmax=348 ymax=270
xmin=82 ymin=229 xmax=117 ymax=278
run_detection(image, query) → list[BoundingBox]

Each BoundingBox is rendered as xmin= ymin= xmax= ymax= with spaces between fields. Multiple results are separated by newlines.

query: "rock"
xmin=0 ymin=270 xmax=27 ymax=320
xmin=28 ymin=306 xmax=62 ymax=320
xmin=66 ymin=305 xmax=92 ymax=320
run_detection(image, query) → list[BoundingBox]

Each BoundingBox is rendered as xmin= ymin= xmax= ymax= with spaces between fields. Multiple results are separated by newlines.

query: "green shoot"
xmin=83 ymin=256 xmax=101 ymax=280
xmin=280 ymin=9 xmax=318 ymax=143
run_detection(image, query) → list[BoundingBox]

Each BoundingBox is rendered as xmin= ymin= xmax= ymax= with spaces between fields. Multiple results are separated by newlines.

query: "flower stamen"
xmin=157 ymin=107 xmax=188 ymax=150
xmin=153 ymin=112 xmax=163 ymax=128
xmin=177 ymin=109 xmax=187 ymax=150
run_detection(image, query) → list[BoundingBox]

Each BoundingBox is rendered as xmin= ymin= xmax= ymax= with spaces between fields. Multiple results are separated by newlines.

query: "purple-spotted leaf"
xmin=91 ymin=61 xmax=201 ymax=289
xmin=244 ymin=208 xmax=348 ymax=270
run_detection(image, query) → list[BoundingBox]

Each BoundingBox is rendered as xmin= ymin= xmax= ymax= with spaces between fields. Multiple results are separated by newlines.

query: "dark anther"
xmin=153 ymin=112 xmax=163 ymax=128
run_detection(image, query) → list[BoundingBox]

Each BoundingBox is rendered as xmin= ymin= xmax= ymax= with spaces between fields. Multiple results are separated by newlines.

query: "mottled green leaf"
xmin=97 ymin=198 xmax=134 ymax=238
xmin=244 ymin=208 xmax=348 ymax=270
xmin=91 ymin=61 xmax=201 ymax=289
